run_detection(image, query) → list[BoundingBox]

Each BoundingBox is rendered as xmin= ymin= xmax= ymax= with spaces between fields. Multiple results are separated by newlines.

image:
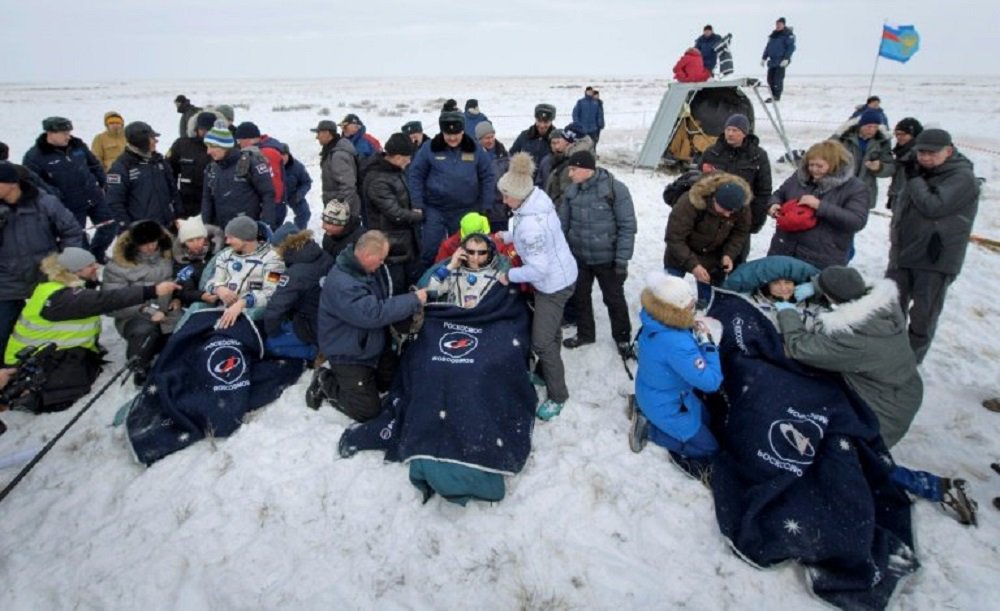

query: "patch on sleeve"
xmin=248 ymin=281 xmax=263 ymax=291
xmin=255 ymin=163 xmax=270 ymax=175
xmin=266 ymin=271 xmax=282 ymax=284
xmin=277 ymin=274 xmax=289 ymax=287
xmin=694 ymin=357 xmax=706 ymax=370
xmin=106 ymin=174 xmax=122 ymax=184
xmin=521 ymin=233 xmax=546 ymax=256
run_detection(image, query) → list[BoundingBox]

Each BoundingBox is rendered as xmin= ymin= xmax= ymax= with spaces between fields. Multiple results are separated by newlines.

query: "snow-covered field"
xmin=1 ymin=74 xmax=998 ymax=609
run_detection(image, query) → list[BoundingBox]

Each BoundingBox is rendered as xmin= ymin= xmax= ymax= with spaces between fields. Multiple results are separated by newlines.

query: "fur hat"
xmin=497 ymin=153 xmax=536 ymax=201
xmin=724 ymin=113 xmax=750 ymax=135
xmin=42 ymin=117 xmax=73 ymax=132
xmin=177 ymin=216 xmax=208 ymax=243
xmin=129 ymin=219 xmax=164 ymax=246
xmin=534 ymin=104 xmax=556 ymax=121
xmin=459 ymin=212 xmax=491 ymax=239
xmin=567 ymin=150 xmax=596 ymax=171
xmin=857 ymin=109 xmax=882 ymax=127
xmin=0 ymin=162 xmax=19 ymax=184
xmin=384 ymin=132 xmax=415 ymax=156
xmin=641 ymin=271 xmax=696 ymax=329
xmin=224 ymin=215 xmax=259 ymax=241
xmin=204 ymin=120 xmax=235 ymax=148
xmin=57 ymin=247 xmax=96 ymax=273
xmin=815 ymin=266 xmax=867 ymax=303
xmin=439 ymin=111 xmax=465 ymax=135
xmin=401 ymin=120 xmax=423 ymax=135
xmin=474 ymin=120 xmax=495 ymax=140
xmin=322 ymin=200 xmax=351 ymax=225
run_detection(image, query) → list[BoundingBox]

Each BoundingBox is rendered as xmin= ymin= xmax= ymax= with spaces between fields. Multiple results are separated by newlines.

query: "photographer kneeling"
xmin=1 ymin=247 xmax=179 ymax=413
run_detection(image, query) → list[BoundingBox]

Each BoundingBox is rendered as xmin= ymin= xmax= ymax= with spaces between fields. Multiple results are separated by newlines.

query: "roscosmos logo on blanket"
xmin=433 ymin=322 xmax=482 ymax=363
xmin=757 ymin=407 xmax=828 ymax=476
xmin=205 ymin=339 xmax=250 ymax=391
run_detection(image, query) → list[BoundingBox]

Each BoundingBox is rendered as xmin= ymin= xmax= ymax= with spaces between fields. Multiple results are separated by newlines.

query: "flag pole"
xmin=867 ymin=19 xmax=888 ymax=98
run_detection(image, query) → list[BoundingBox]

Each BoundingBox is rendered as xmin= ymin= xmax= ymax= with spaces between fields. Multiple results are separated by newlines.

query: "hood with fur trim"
xmin=687 ymin=172 xmax=753 ymax=211
xmin=40 ymin=253 xmax=86 ymax=287
xmin=111 ymin=223 xmax=173 ymax=267
xmin=640 ymin=288 xmax=695 ymax=329
xmin=815 ymin=279 xmax=901 ymax=336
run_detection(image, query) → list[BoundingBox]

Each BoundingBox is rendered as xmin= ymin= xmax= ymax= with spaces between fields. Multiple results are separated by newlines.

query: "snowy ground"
xmin=1 ymin=74 xmax=998 ymax=609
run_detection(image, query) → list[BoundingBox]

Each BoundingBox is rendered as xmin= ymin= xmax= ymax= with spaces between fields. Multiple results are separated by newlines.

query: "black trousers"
xmin=122 ymin=317 xmax=166 ymax=370
xmin=767 ymin=66 xmax=787 ymax=100
xmin=572 ymin=262 xmax=631 ymax=343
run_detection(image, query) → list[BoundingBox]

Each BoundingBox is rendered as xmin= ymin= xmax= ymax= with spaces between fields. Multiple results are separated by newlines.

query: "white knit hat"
xmin=176 ymin=216 xmax=208 ymax=243
xmin=644 ymin=270 xmax=694 ymax=308
xmin=497 ymin=152 xmax=535 ymax=201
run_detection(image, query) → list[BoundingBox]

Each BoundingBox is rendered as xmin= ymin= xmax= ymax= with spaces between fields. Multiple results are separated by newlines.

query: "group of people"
xmin=0 ymin=83 xmax=985 ymax=525
xmin=674 ymin=17 xmax=796 ymax=103
xmin=644 ymin=102 xmax=981 ymax=524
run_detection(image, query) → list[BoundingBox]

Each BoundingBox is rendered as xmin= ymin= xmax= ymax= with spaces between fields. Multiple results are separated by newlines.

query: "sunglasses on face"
xmin=465 ymin=249 xmax=489 ymax=256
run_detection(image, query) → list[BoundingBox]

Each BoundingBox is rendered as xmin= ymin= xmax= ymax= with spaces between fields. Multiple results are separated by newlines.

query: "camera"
xmin=0 ymin=343 xmax=58 ymax=412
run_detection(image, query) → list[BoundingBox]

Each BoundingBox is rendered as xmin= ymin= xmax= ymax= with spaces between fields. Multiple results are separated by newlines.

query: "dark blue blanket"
xmin=340 ymin=283 xmax=536 ymax=475
xmin=127 ymin=310 xmax=304 ymax=465
xmin=706 ymin=291 xmax=918 ymax=610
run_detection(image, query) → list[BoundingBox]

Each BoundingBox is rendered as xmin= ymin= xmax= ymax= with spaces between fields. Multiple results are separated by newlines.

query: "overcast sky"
xmin=1 ymin=0 xmax=996 ymax=82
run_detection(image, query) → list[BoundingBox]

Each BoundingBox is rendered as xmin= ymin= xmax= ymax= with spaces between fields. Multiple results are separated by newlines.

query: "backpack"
xmin=662 ymin=169 xmax=702 ymax=207
xmin=355 ymin=154 xmax=380 ymax=227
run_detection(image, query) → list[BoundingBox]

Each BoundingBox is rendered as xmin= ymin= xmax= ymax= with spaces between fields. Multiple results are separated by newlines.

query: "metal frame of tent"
xmin=633 ymin=77 xmax=799 ymax=170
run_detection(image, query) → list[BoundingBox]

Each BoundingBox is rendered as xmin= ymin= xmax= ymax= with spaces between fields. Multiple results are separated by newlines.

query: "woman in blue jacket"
xmin=630 ymin=271 xmax=722 ymax=460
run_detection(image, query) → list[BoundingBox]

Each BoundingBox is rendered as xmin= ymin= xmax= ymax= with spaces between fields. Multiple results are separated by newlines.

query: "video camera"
xmin=0 ymin=343 xmax=58 ymax=412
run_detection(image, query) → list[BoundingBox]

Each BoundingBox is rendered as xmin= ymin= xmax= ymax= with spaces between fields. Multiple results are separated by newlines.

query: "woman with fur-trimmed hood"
xmin=777 ymin=266 xmax=922 ymax=448
xmin=665 ymin=171 xmax=752 ymax=285
xmin=632 ymin=271 xmax=723 ymax=458
xmin=103 ymin=219 xmax=179 ymax=381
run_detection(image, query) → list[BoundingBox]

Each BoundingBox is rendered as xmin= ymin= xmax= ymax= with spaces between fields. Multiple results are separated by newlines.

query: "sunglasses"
xmin=464 ymin=249 xmax=489 ymax=256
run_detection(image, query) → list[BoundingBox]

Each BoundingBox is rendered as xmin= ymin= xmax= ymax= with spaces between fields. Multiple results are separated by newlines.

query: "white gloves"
xmin=760 ymin=58 xmax=767 ymax=67
xmin=779 ymin=59 xmax=790 ymax=68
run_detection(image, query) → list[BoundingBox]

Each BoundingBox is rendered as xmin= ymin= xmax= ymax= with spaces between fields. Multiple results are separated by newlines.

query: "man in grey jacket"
xmin=558 ymin=151 xmax=637 ymax=357
xmin=886 ymin=128 xmax=980 ymax=363
xmin=312 ymin=120 xmax=361 ymax=216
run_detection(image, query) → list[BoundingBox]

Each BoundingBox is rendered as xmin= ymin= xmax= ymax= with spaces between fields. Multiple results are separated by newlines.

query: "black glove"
xmin=904 ymin=162 xmax=921 ymax=180
xmin=615 ymin=264 xmax=628 ymax=281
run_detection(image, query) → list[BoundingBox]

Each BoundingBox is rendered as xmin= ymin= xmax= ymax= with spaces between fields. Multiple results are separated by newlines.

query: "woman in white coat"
xmin=497 ymin=153 xmax=577 ymax=420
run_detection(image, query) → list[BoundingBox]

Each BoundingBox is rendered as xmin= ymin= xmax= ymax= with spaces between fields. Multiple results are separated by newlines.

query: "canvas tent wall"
xmin=634 ymin=77 xmax=796 ymax=170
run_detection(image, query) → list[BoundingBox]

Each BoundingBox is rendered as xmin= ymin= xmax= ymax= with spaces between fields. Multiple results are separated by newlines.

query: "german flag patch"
xmin=266 ymin=271 xmax=282 ymax=283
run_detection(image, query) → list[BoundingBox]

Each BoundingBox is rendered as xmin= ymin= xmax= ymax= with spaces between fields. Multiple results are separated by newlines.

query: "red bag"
xmin=776 ymin=199 xmax=818 ymax=232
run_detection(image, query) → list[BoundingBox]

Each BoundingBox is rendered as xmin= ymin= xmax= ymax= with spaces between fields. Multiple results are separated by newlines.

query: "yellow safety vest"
xmin=4 ymin=281 xmax=101 ymax=365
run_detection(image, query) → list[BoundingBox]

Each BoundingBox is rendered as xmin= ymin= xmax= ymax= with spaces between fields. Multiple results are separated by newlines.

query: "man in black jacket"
xmin=107 ymin=122 xmax=179 ymax=229
xmin=363 ymin=133 xmax=423 ymax=293
xmin=0 ymin=162 xmax=84 ymax=359
xmin=22 ymin=117 xmax=117 ymax=262
xmin=699 ymin=113 xmax=772 ymax=261
xmin=887 ymin=128 xmax=980 ymax=363
xmin=167 ymin=112 xmax=216 ymax=218
xmin=510 ymin=103 xmax=557 ymax=183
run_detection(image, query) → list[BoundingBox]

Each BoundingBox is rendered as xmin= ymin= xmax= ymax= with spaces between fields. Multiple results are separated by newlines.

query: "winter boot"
xmin=982 ymin=398 xmax=1000 ymax=412
xmin=305 ymin=368 xmax=332 ymax=410
xmin=627 ymin=394 xmax=648 ymax=453
xmin=668 ymin=451 xmax=713 ymax=487
xmin=536 ymin=399 xmax=564 ymax=421
xmin=940 ymin=478 xmax=978 ymax=526
xmin=617 ymin=341 xmax=636 ymax=360
xmin=562 ymin=336 xmax=595 ymax=349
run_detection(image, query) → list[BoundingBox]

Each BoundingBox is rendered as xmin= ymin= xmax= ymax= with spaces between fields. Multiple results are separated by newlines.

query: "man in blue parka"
xmin=312 ymin=230 xmax=427 ymax=421
xmin=694 ymin=25 xmax=723 ymax=74
xmin=22 ymin=117 xmax=116 ymax=262
xmin=571 ymin=87 xmax=605 ymax=149
xmin=408 ymin=111 xmax=495 ymax=268
xmin=761 ymin=17 xmax=796 ymax=102
xmin=200 ymin=122 xmax=276 ymax=229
